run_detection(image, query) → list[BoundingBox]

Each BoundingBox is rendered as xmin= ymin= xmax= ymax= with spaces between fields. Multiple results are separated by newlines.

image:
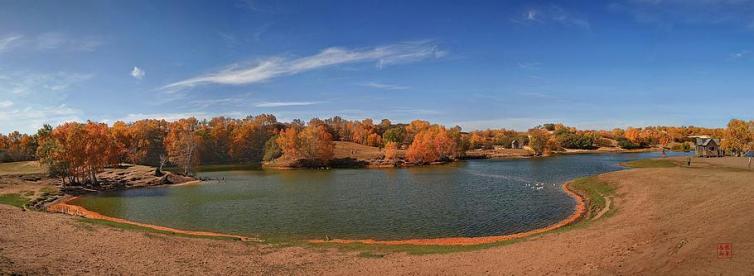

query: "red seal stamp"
xmin=718 ymin=243 xmax=732 ymax=258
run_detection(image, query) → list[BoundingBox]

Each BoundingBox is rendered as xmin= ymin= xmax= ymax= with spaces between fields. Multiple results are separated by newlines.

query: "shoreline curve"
xmin=308 ymin=180 xmax=587 ymax=246
xmin=47 ymin=196 xmax=256 ymax=241
xmin=48 ymin=180 xmax=586 ymax=247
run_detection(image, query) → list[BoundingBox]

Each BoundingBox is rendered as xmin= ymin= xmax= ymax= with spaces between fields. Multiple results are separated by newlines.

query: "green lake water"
xmin=71 ymin=152 xmax=686 ymax=240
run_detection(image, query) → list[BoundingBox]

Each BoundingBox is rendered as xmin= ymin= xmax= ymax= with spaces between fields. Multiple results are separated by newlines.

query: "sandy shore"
xmin=47 ymin=196 xmax=254 ymax=241
xmin=1 ymin=157 xmax=753 ymax=274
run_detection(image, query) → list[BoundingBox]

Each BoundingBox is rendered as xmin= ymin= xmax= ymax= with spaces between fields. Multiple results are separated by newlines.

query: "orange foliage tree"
xmin=384 ymin=141 xmax=398 ymax=161
xmin=44 ymin=121 xmax=121 ymax=185
xmin=298 ymin=124 xmax=335 ymax=162
xmin=165 ymin=118 xmax=200 ymax=176
xmin=405 ymin=126 xmax=456 ymax=164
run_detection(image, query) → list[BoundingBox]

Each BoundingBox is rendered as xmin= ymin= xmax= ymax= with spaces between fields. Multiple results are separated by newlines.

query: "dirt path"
xmin=2 ymin=159 xmax=753 ymax=275
xmin=592 ymin=196 xmax=611 ymax=221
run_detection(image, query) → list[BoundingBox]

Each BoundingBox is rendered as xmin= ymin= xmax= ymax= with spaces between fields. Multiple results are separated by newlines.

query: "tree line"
xmin=1 ymin=114 xmax=747 ymax=186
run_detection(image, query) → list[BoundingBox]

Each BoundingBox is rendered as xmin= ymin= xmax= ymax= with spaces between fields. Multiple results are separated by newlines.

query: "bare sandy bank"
xmin=1 ymin=157 xmax=753 ymax=275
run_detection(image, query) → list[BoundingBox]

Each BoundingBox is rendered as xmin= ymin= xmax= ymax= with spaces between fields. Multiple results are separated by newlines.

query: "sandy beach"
xmin=1 ymin=157 xmax=753 ymax=275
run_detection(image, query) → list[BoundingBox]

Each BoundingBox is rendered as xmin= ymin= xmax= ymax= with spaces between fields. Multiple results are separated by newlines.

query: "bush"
xmin=557 ymin=133 xmax=596 ymax=149
xmin=670 ymin=142 xmax=692 ymax=152
xmin=617 ymin=137 xmax=644 ymax=149
xmin=262 ymin=135 xmax=282 ymax=161
xmin=595 ymin=137 xmax=614 ymax=148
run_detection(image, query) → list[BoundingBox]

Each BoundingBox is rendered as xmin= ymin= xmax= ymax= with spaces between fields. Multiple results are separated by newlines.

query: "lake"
xmin=71 ymin=152 xmax=686 ymax=240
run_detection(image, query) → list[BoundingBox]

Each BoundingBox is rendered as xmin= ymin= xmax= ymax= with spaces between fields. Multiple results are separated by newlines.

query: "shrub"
xmin=617 ymin=137 xmax=644 ymax=149
xmin=262 ymin=135 xmax=282 ymax=161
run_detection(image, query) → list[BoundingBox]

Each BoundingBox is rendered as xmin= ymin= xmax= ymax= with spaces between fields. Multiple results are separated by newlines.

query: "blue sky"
xmin=1 ymin=0 xmax=754 ymax=133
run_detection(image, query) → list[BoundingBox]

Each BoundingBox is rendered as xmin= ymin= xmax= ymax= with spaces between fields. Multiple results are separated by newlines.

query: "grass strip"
xmin=0 ymin=193 xmax=30 ymax=208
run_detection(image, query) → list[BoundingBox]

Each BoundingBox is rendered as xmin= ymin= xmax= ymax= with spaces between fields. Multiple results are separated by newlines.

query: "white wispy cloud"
xmin=0 ymin=70 xmax=93 ymax=133
xmin=0 ymin=72 xmax=92 ymax=95
xmin=512 ymin=6 xmax=590 ymax=29
xmin=255 ymin=101 xmax=323 ymax=107
xmin=0 ymin=32 xmax=102 ymax=54
xmin=131 ymin=66 xmax=145 ymax=79
xmin=35 ymin=32 xmax=102 ymax=51
xmin=517 ymin=62 xmax=542 ymax=70
xmin=730 ymin=50 xmax=750 ymax=59
xmin=119 ymin=112 xmax=211 ymax=122
xmin=161 ymin=41 xmax=445 ymax=91
xmin=0 ymin=105 xmax=83 ymax=134
xmin=361 ymin=82 xmax=410 ymax=90
xmin=609 ymin=0 xmax=754 ymax=31
xmin=0 ymin=35 xmax=23 ymax=53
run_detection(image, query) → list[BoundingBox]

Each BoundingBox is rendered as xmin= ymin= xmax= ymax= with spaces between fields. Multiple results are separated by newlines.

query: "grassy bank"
xmin=0 ymin=193 xmax=31 ymax=208
xmin=568 ymin=177 xmax=615 ymax=220
xmin=77 ymin=218 xmax=241 ymax=241
xmin=0 ymin=161 xmax=45 ymax=176
xmin=622 ymin=158 xmax=678 ymax=168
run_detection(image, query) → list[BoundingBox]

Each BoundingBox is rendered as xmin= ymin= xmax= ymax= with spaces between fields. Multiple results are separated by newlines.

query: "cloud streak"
xmin=255 ymin=101 xmax=322 ymax=107
xmin=0 ymin=105 xmax=82 ymax=133
xmin=361 ymin=82 xmax=410 ymax=90
xmin=0 ymin=35 xmax=23 ymax=53
xmin=512 ymin=5 xmax=590 ymax=29
xmin=162 ymin=41 xmax=445 ymax=91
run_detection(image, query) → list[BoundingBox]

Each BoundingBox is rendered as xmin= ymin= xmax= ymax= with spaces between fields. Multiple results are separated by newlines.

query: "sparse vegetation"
xmin=569 ymin=177 xmax=615 ymax=220
xmin=0 ymin=193 xmax=30 ymax=208
xmin=77 ymin=218 xmax=240 ymax=241
xmin=0 ymin=161 xmax=44 ymax=176
xmin=623 ymin=159 xmax=677 ymax=168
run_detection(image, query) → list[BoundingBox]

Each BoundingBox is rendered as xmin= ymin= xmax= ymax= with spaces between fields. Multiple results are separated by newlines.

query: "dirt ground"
xmin=1 ymin=157 xmax=753 ymax=275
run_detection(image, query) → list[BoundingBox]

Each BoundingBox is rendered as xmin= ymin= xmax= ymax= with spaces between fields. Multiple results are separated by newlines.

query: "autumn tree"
xmin=722 ymin=119 xmax=752 ymax=156
xmin=405 ymin=126 xmax=456 ymax=164
xmin=276 ymin=126 xmax=300 ymax=159
xmin=528 ymin=128 xmax=552 ymax=156
xmin=43 ymin=122 xmax=121 ymax=186
xmin=384 ymin=141 xmax=398 ymax=161
xmin=165 ymin=118 xmax=200 ymax=176
xmin=382 ymin=127 xmax=406 ymax=145
xmin=126 ymin=119 xmax=169 ymax=166
xmin=298 ymin=124 xmax=335 ymax=162
xmin=404 ymin=120 xmax=430 ymax=144
xmin=82 ymin=121 xmax=122 ymax=183
xmin=262 ymin=135 xmax=282 ymax=161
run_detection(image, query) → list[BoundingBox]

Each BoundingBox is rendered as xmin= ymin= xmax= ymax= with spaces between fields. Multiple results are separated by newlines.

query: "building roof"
xmin=695 ymin=138 xmax=720 ymax=147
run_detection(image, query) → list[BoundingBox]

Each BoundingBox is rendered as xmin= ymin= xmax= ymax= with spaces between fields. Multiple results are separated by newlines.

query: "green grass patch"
xmin=622 ymin=158 xmax=677 ymax=168
xmin=569 ymin=176 xmax=615 ymax=220
xmin=0 ymin=193 xmax=30 ymax=208
xmin=77 ymin=218 xmax=241 ymax=241
xmin=305 ymin=238 xmax=525 ymax=256
xmin=255 ymin=232 xmax=528 ymax=256
xmin=40 ymin=186 xmax=58 ymax=195
xmin=0 ymin=161 xmax=45 ymax=176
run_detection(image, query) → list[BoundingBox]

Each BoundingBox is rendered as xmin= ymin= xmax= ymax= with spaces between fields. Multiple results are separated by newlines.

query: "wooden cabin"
xmin=511 ymin=139 xmax=521 ymax=149
xmin=695 ymin=138 xmax=723 ymax=157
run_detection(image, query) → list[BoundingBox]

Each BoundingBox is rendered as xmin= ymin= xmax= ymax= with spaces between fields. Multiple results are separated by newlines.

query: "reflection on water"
xmin=72 ymin=152 xmax=688 ymax=240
